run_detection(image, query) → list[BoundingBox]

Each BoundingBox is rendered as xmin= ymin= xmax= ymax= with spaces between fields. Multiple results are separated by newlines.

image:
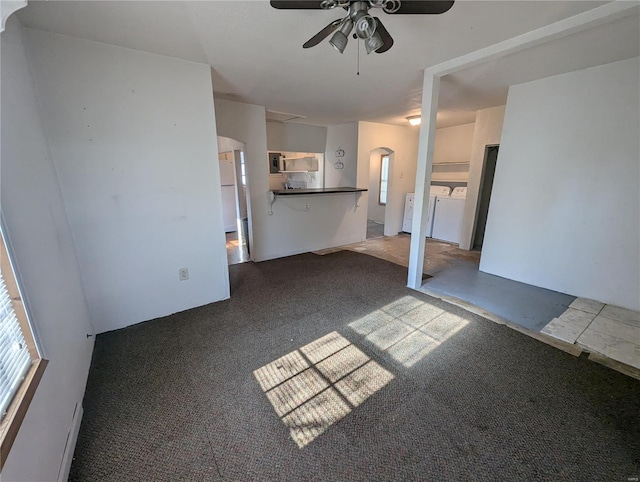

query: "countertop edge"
xmin=272 ymin=187 xmax=368 ymax=196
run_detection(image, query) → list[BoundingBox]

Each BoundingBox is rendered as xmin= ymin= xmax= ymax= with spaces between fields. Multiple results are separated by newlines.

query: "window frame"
xmin=0 ymin=229 xmax=47 ymax=470
xmin=240 ymin=151 xmax=247 ymax=187
xmin=379 ymin=154 xmax=390 ymax=206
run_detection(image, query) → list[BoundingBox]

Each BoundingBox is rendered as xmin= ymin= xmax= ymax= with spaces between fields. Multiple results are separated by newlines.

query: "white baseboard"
xmin=57 ymin=402 xmax=83 ymax=482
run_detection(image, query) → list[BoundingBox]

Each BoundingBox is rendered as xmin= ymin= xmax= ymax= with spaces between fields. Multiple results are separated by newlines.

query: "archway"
xmin=367 ymin=147 xmax=394 ymax=238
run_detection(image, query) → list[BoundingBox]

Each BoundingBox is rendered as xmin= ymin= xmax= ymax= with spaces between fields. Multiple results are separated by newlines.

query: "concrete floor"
xmin=326 ymin=235 xmax=574 ymax=332
xmin=422 ymin=263 xmax=575 ymax=332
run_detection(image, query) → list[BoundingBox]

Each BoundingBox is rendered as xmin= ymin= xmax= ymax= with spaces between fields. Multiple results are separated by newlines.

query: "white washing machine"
xmin=431 ymin=187 xmax=467 ymax=244
xmin=402 ymin=186 xmax=451 ymax=235
xmin=402 ymin=193 xmax=414 ymax=232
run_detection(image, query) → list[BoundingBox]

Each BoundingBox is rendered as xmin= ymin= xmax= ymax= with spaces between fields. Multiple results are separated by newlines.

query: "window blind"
xmin=0 ymin=272 xmax=31 ymax=419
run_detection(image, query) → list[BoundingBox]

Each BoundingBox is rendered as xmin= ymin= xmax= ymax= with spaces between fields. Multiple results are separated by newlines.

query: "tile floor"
xmin=542 ymin=299 xmax=640 ymax=369
xmin=317 ymin=232 xmax=481 ymax=276
xmin=226 ymin=230 xmax=250 ymax=265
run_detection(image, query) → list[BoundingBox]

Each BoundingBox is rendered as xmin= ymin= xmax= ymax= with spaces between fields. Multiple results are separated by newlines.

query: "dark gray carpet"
xmin=423 ymin=264 xmax=576 ymax=331
xmin=70 ymin=251 xmax=639 ymax=482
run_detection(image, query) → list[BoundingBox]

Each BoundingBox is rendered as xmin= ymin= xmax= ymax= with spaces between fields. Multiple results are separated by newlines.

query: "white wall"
xmin=215 ymin=101 xmax=366 ymax=261
xmin=367 ymin=148 xmax=388 ymax=223
xmin=217 ymin=136 xmax=244 ymax=153
xmin=357 ymin=122 xmax=420 ymax=236
xmin=25 ymin=28 xmax=229 ymax=333
xmin=480 ymin=57 xmax=639 ymax=311
xmin=459 ymin=106 xmax=506 ymax=250
xmin=433 ymin=122 xmax=475 ymax=164
xmin=432 ymin=122 xmax=475 ymax=183
xmin=1 ymin=17 xmax=94 ymax=481
xmin=266 ymin=121 xmax=327 ymax=153
xmin=325 ymin=123 xmax=358 ymax=188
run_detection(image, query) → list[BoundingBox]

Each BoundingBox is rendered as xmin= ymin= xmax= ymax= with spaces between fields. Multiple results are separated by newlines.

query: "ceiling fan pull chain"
xmin=357 ymin=38 xmax=360 ymax=76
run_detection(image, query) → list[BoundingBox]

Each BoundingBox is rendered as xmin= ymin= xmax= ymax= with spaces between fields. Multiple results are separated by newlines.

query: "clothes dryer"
xmin=402 ymin=186 xmax=451 ymax=235
xmin=432 ymin=187 xmax=467 ymax=244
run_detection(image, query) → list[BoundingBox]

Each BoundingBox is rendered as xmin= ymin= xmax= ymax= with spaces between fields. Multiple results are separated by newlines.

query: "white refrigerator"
xmin=219 ymin=157 xmax=237 ymax=233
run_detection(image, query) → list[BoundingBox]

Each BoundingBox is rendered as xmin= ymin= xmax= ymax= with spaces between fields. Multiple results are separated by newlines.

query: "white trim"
xmin=407 ymin=0 xmax=640 ymax=290
xmin=407 ymin=73 xmax=439 ymax=290
xmin=57 ymin=403 xmax=83 ymax=482
xmin=0 ymin=214 xmax=45 ymax=359
xmin=426 ymin=1 xmax=639 ymax=78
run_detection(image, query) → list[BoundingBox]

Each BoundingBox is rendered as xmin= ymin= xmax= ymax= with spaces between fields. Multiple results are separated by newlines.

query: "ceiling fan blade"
xmin=270 ymin=1 xmax=324 ymax=9
xmin=303 ymin=19 xmax=343 ymax=48
xmin=374 ymin=18 xmax=393 ymax=53
xmin=386 ymin=1 xmax=454 ymax=15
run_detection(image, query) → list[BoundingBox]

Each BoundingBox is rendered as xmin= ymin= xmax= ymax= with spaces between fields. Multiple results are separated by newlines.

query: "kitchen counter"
xmin=272 ymin=187 xmax=368 ymax=196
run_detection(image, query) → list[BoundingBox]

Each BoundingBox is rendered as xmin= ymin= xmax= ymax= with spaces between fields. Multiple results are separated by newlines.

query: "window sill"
xmin=0 ymin=358 xmax=48 ymax=469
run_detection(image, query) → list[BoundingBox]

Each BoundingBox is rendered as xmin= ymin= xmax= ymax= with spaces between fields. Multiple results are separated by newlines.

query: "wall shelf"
xmin=280 ymin=156 xmax=319 ymax=173
xmin=433 ymin=161 xmax=470 ymax=166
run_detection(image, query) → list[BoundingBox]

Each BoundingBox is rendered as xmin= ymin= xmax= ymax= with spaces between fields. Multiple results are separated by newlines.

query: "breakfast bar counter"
xmin=272 ymin=187 xmax=367 ymax=196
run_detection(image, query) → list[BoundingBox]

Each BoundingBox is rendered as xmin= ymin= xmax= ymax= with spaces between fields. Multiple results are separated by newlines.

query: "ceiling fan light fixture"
xmin=329 ymin=31 xmax=349 ymax=53
xmin=364 ymin=31 xmax=384 ymax=54
xmin=354 ymin=13 xmax=376 ymax=39
xmin=271 ymin=0 xmax=455 ymax=55
xmin=329 ymin=18 xmax=353 ymax=54
xmin=407 ymin=115 xmax=421 ymax=126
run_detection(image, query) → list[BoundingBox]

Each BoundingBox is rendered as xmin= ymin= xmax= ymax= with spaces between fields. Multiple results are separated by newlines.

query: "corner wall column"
xmin=407 ymin=71 xmax=439 ymax=290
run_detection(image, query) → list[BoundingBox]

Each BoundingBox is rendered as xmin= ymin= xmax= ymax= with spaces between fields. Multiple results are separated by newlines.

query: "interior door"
xmin=473 ymin=145 xmax=499 ymax=250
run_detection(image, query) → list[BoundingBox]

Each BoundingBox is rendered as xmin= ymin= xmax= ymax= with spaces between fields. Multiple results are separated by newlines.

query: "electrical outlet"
xmin=305 ymin=203 xmax=310 ymax=210
xmin=179 ymin=268 xmax=189 ymax=281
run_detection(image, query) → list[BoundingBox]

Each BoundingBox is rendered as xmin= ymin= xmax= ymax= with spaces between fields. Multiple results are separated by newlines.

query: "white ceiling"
xmin=17 ymin=1 xmax=639 ymax=128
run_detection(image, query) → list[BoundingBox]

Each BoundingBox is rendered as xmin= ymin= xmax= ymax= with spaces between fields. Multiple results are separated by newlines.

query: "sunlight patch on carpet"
xmin=349 ymin=296 xmax=469 ymax=368
xmin=254 ymin=332 xmax=393 ymax=448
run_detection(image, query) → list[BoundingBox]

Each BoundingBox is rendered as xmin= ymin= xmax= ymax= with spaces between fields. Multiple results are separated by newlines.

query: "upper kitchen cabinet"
xmin=268 ymin=151 xmax=325 ymax=190
xmin=280 ymin=156 xmax=319 ymax=173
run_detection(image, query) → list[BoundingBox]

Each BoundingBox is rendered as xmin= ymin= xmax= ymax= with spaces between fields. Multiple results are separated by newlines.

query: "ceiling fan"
xmin=270 ymin=1 xmax=455 ymax=54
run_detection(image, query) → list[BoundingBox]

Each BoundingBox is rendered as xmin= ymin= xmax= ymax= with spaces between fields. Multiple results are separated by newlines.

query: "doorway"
xmin=218 ymin=137 xmax=251 ymax=265
xmin=472 ymin=144 xmax=499 ymax=251
xmin=367 ymin=148 xmax=392 ymax=239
